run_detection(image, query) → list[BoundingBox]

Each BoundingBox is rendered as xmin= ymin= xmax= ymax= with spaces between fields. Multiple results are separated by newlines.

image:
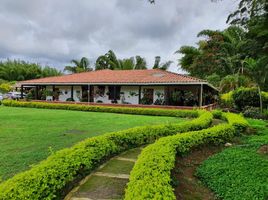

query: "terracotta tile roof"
xmin=20 ymin=69 xmax=206 ymax=85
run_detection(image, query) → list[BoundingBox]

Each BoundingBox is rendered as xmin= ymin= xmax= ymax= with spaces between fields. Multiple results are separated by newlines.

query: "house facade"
xmin=19 ymin=69 xmax=218 ymax=107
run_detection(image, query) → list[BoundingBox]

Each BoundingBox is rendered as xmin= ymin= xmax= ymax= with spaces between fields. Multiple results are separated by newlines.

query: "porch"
xmin=19 ymin=84 xmax=217 ymax=107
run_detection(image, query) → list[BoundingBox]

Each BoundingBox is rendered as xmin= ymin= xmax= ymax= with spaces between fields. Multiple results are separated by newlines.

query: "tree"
xmin=118 ymin=58 xmax=135 ymax=70
xmin=96 ymin=51 xmax=148 ymax=70
xmin=219 ymin=74 xmax=252 ymax=93
xmin=95 ymin=50 xmax=120 ymax=70
xmin=134 ymin=56 xmax=147 ymax=69
xmin=243 ymin=57 xmax=268 ymax=112
xmin=0 ymin=59 xmax=62 ymax=81
xmin=64 ymin=57 xmax=92 ymax=73
xmin=153 ymin=56 xmax=172 ymax=70
xmin=0 ymin=83 xmax=12 ymax=93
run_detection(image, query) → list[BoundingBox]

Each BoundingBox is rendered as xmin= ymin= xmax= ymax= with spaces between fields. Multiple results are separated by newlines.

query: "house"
xmin=19 ymin=69 xmax=218 ymax=107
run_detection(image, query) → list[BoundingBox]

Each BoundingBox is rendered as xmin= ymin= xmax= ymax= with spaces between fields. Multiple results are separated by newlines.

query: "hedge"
xmin=0 ymin=103 xmax=213 ymax=199
xmin=124 ymin=112 xmax=249 ymax=200
xmin=220 ymin=87 xmax=268 ymax=110
xmin=1 ymin=100 xmax=199 ymax=118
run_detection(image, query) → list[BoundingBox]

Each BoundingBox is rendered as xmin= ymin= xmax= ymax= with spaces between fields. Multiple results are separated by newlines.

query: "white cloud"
xmin=0 ymin=0 xmax=235 ymax=72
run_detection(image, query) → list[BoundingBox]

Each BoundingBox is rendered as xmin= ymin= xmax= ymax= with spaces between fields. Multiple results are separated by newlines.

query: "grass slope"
xmin=0 ymin=106 xmax=182 ymax=180
xmin=197 ymin=119 xmax=268 ymax=200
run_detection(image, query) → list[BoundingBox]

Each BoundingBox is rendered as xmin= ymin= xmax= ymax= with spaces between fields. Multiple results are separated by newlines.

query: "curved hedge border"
xmin=124 ymin=112 xmax=249 ymax=200
xmin=0 ymin=101 xmax=213 ymax=200
xmin=2 ymin=100 xmax=198 ymax=118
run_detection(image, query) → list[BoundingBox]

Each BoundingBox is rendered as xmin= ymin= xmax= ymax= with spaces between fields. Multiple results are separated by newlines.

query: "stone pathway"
xmin=65 ymin=147 xmax=143 ymax=200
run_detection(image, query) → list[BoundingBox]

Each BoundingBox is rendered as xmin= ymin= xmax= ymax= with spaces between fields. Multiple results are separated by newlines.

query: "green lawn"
xmin=197 ymin=119 xmax=268 ymax=200
xmin=0 ymin=106 xmax=183 ymax=181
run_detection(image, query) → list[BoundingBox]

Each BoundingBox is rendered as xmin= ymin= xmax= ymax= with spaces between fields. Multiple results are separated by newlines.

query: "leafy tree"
xmin=96 ymin=51 xmax=148 ymax=70
xmin=64 ymin=57 xmax=92 ymax=73
xmin=134 ymin=56 xmax=147 ymax=69
xmin=153 ymin=56 xmax=172 ymax=70
xmin=0 ymin=83 xmax=12 ymax=93
xmin=0 ymin=59 xmax=62 ymax=81
xmin=95 ymin=50 xmax=120 ymax=70
xmin=243 ymin=57 xmax=268 ymax=111
xmin=118 ymin=58 xmax=135 ymax=70
xmin=219 ymin=74 xmax=252 ymax=93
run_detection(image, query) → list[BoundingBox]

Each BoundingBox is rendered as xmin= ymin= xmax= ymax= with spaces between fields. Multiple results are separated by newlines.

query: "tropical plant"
xmin=0 ymin=59 xmax=62 ymax=81
xmin=0 ymin=83 xmax=12 ymax=93
xmin=153 ymin=56 xmax=172 ymax=70
xmin=64 ymin=57 xmax=92 ymax=73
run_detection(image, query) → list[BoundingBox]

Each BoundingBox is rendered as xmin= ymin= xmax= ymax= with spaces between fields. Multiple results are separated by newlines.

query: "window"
xmin=108 ymin=86 xmax=121 ymax=100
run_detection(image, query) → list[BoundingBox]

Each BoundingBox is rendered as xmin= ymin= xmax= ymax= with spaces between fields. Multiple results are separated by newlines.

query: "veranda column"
xmin=199 ymin=84 xmax=203 ymax=107
xmin=20 ymin=85 xmax=24 ymax=99
xmin=35 ymin=86 xmax=38 ymax=100
xmin=138 ymin=86 xmax=141 ymax=104
xmin=71 ymin=86 xmax=74 ymax=100
xmin=52 ymin=85 xmax=55 ymax=101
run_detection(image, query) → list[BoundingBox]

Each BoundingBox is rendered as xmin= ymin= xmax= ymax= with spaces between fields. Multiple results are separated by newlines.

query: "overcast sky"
xmin=0 ymin=0 xmax=236 ymax=73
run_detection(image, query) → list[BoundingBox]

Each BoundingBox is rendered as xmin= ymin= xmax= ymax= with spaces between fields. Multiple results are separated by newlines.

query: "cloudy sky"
xmin=0 ymin=0 xmax=236 ymax=73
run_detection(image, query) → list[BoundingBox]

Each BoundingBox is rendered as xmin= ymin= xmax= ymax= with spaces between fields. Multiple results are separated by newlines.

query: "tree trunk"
xmin=258 ymin=85 xmax=263 ymax=113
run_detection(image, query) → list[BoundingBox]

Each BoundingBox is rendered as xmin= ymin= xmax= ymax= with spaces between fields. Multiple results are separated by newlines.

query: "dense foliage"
xmin=0 ymin=101 xmax=211 ymax=199
xmin=220 ymin=87 xmax=268 ymax=115
xmin=2 ymin=100 xmax=199 ymax=117
xmin=124 ymin=111 xmax=248 ymax=199
xmin=64 ymin=57 xmax=93 ymax=73
xmin=176 ymin=0 xmax=268 ymax=92
xmin=197 ymin=119 xmax=268 ymax=200
xmin=0 ymin=59 xmax=62 ymax=82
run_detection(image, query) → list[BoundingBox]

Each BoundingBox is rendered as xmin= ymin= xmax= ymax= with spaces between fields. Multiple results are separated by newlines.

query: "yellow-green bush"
xmin=124 ymin=112 xmax=248 ymax=200
xmin=2 ymin=100 xmax=199 ymax=118
xmin=220 ymin=91 xmax=234 ymax=108
xmin=0 ymin=101 xmax=212 ymax=200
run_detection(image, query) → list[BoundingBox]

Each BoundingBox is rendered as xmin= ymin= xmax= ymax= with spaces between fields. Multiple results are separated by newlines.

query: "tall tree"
xmin=243 ymin=56 xmax=268 ymax=111
xmin=134 ymin=56 xmax=147 ymax=69
xmin=64 ymin=57 xmax=92 ymax=73
xmin=153 ymin=56 xmax=172 ymax=70
xmin=0 ymin=59 xmax=62 ymax=81
xmin=95 ymin=50 xmax=120 ymax=70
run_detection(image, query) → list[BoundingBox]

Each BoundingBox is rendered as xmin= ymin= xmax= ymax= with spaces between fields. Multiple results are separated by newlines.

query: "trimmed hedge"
xmin=124 ymin=112 xmax=249 ymax=200
xmin=0 ymin=102 xmax=212 ymax=199
xmin=2 ymin=100 xmax=199 ymax=118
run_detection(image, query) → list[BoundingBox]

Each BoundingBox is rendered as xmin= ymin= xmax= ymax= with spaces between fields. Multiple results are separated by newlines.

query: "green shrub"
xmin=220 ymin=91 xmax=234 ymax=108
xmin=211 ymin=109 xmax=223 ymax=119
xmin=242 ymin=106 xmax=268 ymax=119
xmin=124 ymin=112 xmax=248 ymax=200
xmin=2 ymin=100 xmax=199 ymax=118
xmin=0 ymin=102 xmax=212 ymax=199
xmin=232 ymin=87 xmax=268 ymax=111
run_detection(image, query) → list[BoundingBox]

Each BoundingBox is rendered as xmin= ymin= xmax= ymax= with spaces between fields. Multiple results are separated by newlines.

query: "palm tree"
xmin=95 ymin=50 xmax=120 ymax=70
xmin=64 ymin=57 xmax=92 ymax=74
xmin=243 ymin=57 xmax=268 ymax=112
xmin=153 ymin=56 xmax=172 ymax=70
xmin=118 ymin=58 xmax=135 ymax=70
xmin=134 ymin=56 xmax=147 ymax=69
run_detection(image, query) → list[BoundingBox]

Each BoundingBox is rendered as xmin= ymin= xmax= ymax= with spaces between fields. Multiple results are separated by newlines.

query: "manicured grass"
xmin=0 ymin=106 xmax=183 ymax=181
xmin=197 ymin=119 xmax=268 ymax=200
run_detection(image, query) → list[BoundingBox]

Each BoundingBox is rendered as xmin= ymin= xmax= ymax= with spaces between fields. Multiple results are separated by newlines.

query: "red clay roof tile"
xmin=20 ymin=69 xmax=206 ymax=85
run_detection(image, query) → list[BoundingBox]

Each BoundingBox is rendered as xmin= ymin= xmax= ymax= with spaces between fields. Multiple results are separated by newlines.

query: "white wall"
xmin=93 ymin=86 xmax=110 ymax=103
xmin=44 ymin=85 xmax=165 ymax=104
xmin=141 ymin=86 xmax=165 ymax=104
xmin=45 ymin=86 xmax=82 ymax=102
xmin=120 ymin=86 xmax=139 ymax=104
